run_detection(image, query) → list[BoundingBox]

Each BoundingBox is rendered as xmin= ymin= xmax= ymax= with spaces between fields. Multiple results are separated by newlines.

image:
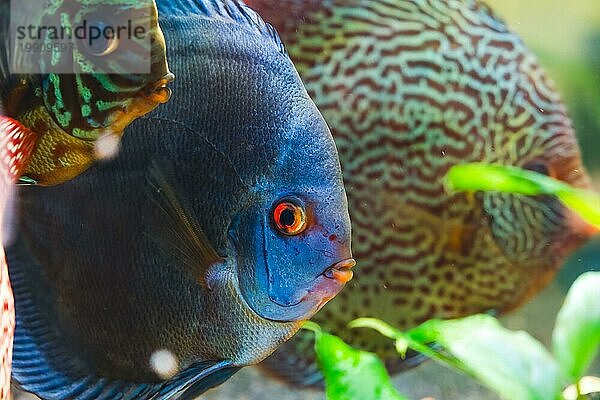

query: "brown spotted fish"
xmin=246 ymin=0 xmax=597 ymax=385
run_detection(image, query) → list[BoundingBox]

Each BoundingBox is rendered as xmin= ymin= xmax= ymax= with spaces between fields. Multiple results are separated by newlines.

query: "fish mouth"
xmin=146 ymin=73 xmax=175 ymax=104
xmin=301 ymin=258 xmax=356 ymax=310
xmin=323 ymin=258 xmax=356 ymax=284
xmin=566 ymin=208 xmax=599 ymax=239
xmin=269 ymin=258 xmax=356 ymax=313
xmin=238 ymin=257 xmax=356 ymax=323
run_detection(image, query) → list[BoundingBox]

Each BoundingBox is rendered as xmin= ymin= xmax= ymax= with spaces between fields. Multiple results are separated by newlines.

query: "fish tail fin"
xmin=0 ymin=113 xmax=36 ymax=400
xmin=1 ymin=115 xmax=36 ymax=249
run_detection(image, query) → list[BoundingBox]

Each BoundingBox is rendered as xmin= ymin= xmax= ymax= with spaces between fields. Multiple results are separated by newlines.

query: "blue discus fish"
xmin=7 ymin=1 xmax=354 ymax=399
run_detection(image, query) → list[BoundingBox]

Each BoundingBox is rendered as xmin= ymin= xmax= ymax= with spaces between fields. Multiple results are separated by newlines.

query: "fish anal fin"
xmin=152 ymin=360 xmax=240 ymax=400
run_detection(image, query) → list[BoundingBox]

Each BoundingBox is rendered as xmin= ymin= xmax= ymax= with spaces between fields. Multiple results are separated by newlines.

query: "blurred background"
xmin=202 ymin=1 xmax=600 ymax=399
xmin=492 ymin=0 xmax=600 ymax=180
xmin=13 ymin=1 xmax=600 ymax=399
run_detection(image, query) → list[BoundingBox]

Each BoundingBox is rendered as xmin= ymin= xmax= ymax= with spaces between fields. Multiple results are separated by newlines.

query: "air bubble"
xmin=150 ymin=349 xmax=179 ymax=380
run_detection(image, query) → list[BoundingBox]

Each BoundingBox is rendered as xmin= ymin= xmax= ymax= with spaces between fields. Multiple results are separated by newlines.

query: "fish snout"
xmin=295 ymin=257 xmax=355 ymax=315
xmin=323 ymin=258 xmax=356 ymax=284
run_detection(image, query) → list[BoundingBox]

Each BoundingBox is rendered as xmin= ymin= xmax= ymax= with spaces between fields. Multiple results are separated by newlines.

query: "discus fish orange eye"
xmin=272 ymin=199 xmax=307 ymax=236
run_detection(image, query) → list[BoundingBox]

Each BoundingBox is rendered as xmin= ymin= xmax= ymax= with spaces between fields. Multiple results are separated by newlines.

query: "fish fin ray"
xmin=260 ymin=346 xmax=325 ymax=388
xmin=145 ymin=160 xmax=223 ymax=288
xmin=150 ymin=361 xmax=240 ymax=400
xmin=16 ymin=176 xmax=37 ymax=186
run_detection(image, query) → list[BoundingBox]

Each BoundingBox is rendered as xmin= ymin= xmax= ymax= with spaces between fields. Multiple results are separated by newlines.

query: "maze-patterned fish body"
xmin=247 ymin=0 xmax=597 ymax=385
xmin=0 ymin=0 xmax=173 ymax=186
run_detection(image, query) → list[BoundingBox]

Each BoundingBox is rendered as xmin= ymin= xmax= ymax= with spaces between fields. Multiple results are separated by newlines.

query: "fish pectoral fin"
xmin=144 ymin=160 xmax=224 ymax=288
xmin=150 ymin=360 xmax=240 ymax=400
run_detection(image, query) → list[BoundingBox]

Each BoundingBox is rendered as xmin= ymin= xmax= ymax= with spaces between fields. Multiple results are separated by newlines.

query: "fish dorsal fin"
xmin=157 ymin=0 xmax=286 ymax=55
xmin=145 ymin=160 xmax=223 ymax=289
xmin=244 ymin=0 xmax=324 ymax=37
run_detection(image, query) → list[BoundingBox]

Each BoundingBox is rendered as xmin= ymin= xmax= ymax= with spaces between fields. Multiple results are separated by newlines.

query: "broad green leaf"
xmin=353 ymin=315 xmax=565 ymax=400
xmin=445 ymin=163 xmax=600 ymax=229
xmin=303 ymin=322 xmax=408 ymax=400
xmin=552 ymin=272 xmax=600 ymax=381
xmin=429 ymin=315 xmax=564 ymax=400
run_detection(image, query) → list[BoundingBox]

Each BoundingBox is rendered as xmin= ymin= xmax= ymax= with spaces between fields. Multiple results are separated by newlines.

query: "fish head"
xmin=227 ymin=101 xmax=354 ymax=324
xmin=482 ymin=123 xmax=597 ymax=296
xmin=34 ymin=0 xmax=172 ymax=140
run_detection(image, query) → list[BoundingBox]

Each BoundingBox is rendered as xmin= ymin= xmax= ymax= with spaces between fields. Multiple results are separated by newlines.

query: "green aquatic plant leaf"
xmin=353 ymin=315 xmax=565 ymax=400
xmin=429 ymin=315 xmax=564 ymax=400
xmin=445 ymin=163 xmax=600 ymax=229
xmin=552 ymin=272 xmax=600 ymax=381
xmin=349 ymin=318 xmax=447 ymax=364
xmin=302 ymin=321 xmax=408 ymax=400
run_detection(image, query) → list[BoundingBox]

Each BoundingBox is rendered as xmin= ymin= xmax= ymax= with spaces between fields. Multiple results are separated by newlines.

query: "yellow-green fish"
xmin=0 ymin=0 xmax=173 ymax=186
xmin=247 ymin=0 xmax=598 ymax=385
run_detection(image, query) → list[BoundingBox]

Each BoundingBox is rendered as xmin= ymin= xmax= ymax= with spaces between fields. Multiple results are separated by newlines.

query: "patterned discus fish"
xmin=0 ymin=117 xmax=36 ymax=400
xmin=246 ymin=0 xmax=598 ymax=386
xmin=6 ymin=0 xmax=353 ymax=399
xmin=0 ymin=0 xmax=173 ymax=186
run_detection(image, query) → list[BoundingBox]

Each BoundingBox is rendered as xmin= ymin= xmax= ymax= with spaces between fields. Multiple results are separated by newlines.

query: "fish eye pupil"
xmin=272 ymin=200 xmax=307 ymax=236
xmin=279 ymin=208 xmax=296 ymax=227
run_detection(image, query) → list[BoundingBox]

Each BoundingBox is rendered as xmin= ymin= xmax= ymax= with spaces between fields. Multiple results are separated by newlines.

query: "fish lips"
xmin=294 ymin=258 xmax=356 ymax=307
xmin=143 ymin=72 xmax=175 ymax=103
